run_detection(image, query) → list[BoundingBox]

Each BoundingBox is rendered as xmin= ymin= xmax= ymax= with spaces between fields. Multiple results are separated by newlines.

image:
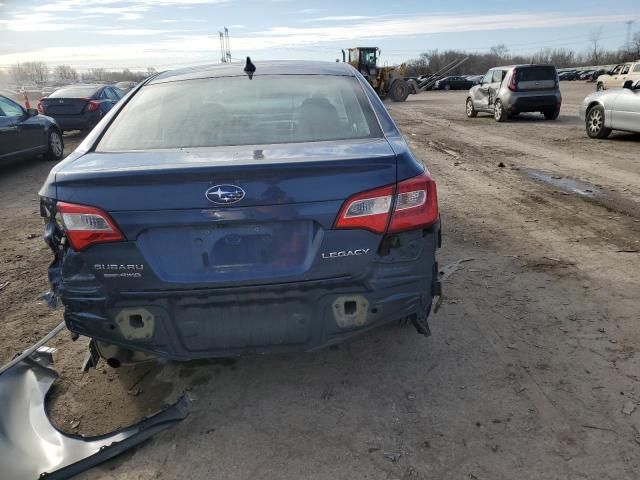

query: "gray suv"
xmin=466 ymin=64 xmax=561 ymax=122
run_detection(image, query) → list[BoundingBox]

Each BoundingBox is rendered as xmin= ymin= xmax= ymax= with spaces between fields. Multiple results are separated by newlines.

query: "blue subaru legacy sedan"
xmin=39 ymin=61 xmax=441 ymax=364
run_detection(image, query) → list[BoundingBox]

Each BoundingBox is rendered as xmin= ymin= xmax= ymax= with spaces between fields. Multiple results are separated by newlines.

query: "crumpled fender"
xmin=0 ymin=340 xmax=188 ymax=480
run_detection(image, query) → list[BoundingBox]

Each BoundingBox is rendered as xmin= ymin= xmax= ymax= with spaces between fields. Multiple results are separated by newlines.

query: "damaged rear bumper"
xmin=45 ymin=203 xmax=440 ymax=359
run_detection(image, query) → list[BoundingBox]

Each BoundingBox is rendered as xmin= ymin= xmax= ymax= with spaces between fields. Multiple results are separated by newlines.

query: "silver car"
xmin=466 ymin=64 xmax=561 ymax=122
xmin=580 ymin=80 xmax=640 ymax=138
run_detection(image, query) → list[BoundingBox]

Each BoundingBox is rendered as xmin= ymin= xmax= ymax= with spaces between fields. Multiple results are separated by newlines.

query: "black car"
xmin=559 ymin=70 xmax=579 ymax=81
xmin=0 ymin=95 xmax=63 ymax=166
xmin=434 ymin=76 xmax=474 ymax=90
xmin=39 ymin=84 xmax=124 ymax=132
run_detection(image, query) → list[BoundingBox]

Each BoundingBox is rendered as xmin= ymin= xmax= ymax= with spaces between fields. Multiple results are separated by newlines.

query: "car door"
xmin=612 ymin=64 xmax=631 ymax=88
xmin=0 ymin=97 xmax=26 ymax=162
xmin=2 ymin=97 xmax=45 ymax=152
xmin=629 ymin=63 xmax=640 ymax=84
xmin=488 ymin=69 xmax=505 ymax=106
xmin=475 ymin=70 xmax=493 ymax=109
xmin=611 ymin=82 xmax=640 ymax=132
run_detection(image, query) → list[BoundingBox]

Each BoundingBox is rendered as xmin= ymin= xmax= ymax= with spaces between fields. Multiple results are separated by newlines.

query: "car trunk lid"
xmin=52 ymin=139 xmax=397 ymax=287
xmin=41 ymin=97 xmax=91 ymax=115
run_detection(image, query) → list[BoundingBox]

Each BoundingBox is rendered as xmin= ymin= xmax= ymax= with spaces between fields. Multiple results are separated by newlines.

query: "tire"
xmin=44 ymin=129 xmax=64 ymax=161
xmin=443 ymin=84 xmax=451 ymax=91
xmin=543 ymin=107 xmax=560 ymax=120
xmin=389 ymin=79 xmax=410 ymax=102
xmin=585 ymin=105 xmax=611 ymax=139
xmin=596 ymin=83 xmax=605 ymax=91
xmin=493 ymin=100 xmax=508 ymax=122
xmin=465 ymin=98 xmax=477 ymax=118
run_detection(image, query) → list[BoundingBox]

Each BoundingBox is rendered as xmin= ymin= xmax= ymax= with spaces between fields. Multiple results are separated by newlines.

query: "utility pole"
xmin=625 ymin=20 xmax=635 ymax=50
xmin=218 ymin=28 xmax=232 ymax=63
xmin=224 ymin=27 xmax=231 ymax=63
xmin=219 ymin=31 xmax=226 ymax=63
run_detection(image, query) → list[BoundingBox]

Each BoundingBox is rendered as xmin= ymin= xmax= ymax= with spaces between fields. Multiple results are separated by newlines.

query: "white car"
xmin=580 ymin=80 xmax=640 ymax=138
xmin=596 ymin=61 xmax=640 ymax=91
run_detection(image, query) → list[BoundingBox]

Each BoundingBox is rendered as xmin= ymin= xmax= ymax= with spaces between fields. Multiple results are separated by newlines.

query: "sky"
xmin=0 ymin=0 xmax=637 ymax=71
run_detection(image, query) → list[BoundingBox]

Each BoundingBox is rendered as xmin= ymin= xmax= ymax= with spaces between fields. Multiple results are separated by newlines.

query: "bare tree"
xmin=54 ymin=65 xmax=78 ymax=82
xmin=589 ymin=28 xmax=605 ymax=65
xmin=630 ymin=31 xmax=640 ymax=60
xmin=9 ymin=63 xmax=26 ymax=83
xmin=23 ymin=61 xmax=49 ymax=84
xmin=146 ymin=67 xmax=158 ymax=77
xmin=10 ymin=62 xmax=49 ymax=84
xmin=89 ymin=68 xmax=107 ymax=81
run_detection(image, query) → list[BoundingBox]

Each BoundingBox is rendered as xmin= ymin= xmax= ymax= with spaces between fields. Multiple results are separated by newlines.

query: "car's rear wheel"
xmin=494 ymin=100 xmax=508 ymax=122
xmin=543 ymin=107 xmax=560 ymax=120
xmin=596 ymin=83 xmax=605 ymax=91
xmin=44 ymin=129 xmax=64 ymax=161
xmin=443 ymin=84 xmax=451 ymax=91
xmin=586 ymin=105 xmax=611 ymax=139
xmin=465 ymin=98 xmax=477 ymax=118
xmin=389 ymin=79 xmax=410 ymax=102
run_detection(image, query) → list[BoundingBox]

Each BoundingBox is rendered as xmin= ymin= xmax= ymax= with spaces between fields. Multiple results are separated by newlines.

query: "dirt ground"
xmin=0 ymin=82 xmax=639 ymax=479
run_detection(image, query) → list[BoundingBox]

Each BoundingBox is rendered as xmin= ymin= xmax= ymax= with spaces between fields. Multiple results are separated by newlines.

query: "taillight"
xmin=388 ymin=172 xmax=438 ymax=233
xmin=334 ymin=172 xmax=439 ymax=234
xmin=56 ymin=202 xmax=124 ymax=251
xmin=508 ymin=70 xmax=518 ymax=92
xmin=334 ymin=184 xmax=394 ymax=233
xmin=85 ymin=100 xmax=99 ymax=112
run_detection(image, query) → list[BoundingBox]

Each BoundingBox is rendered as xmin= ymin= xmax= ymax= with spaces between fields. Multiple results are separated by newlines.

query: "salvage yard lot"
xmin=1 ymin=82 xmax=639 ymax=479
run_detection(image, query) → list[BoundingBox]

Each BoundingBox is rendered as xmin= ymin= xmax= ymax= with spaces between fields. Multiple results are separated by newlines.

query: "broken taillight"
xmin=56 ymin=202 xmax=124 ymax=251
xmin=334 ymin=172 xmax=438 ymax=234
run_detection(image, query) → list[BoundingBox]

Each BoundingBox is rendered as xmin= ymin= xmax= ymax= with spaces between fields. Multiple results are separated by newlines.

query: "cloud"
xmin=0 ymin=12 xmax=85 ymax=32
xmin=303 ymin=15 xmax=376 ymax=22
xmin=0 ymin=11 xmax=631 ymax=69
xmin=97 ymin=28 xmax=172 ymax=36
xmin=250 ymin=13 xmax=631 ymax=46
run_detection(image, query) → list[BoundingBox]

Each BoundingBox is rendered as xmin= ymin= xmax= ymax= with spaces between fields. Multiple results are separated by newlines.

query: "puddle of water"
xmin=521 ymin=168 xmax=639 ymax=219
xmin=524 ymin=169 xmax=604 ymax=198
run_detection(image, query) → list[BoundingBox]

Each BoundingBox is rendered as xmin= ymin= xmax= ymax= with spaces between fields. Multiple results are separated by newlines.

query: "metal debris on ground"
xmin=0 ymin=322 xmax=189 ymax=480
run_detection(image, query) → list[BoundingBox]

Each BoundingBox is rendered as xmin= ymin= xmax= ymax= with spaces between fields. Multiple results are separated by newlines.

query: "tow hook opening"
xmin=115 ymin=308 xmax=155 ymax=341
xmin=333 ymin=296 xmax=369 ymax=329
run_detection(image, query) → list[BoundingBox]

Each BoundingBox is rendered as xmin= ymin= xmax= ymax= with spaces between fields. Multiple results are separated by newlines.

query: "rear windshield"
xmin=97 ymin=75 xmax=382 ymax=151
xmin=515 ymin=67 xmax=557 ymax=82
xmin=49 ymin=86 xmax=99 ymax=98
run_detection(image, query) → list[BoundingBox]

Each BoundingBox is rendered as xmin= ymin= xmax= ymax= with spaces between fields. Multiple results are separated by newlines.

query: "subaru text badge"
xmin=205 ymin=184 xmax=245 ymax=205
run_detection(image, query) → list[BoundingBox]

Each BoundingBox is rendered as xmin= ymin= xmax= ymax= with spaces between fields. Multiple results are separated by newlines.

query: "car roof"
xmin=55 ymin=84 xmax=103 ymax=90
xmin=490 ymin=64 xmax=556 ymax=70
xmin=149 ymin=61 xmax=356 ymax=84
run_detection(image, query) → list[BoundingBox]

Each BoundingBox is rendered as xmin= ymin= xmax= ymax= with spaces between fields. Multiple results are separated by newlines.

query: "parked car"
xmin=38 ymin=60 xmax=442 ymax=364
xmin=466 ymin=64 xmax=561 ymax=121
xmin=578 ymin=70 xmax=596 ymax=80
xmin=38 ymin=84 xmax=124 ymax=132
xmin=465 ymin=75 xmax=484 ymax=85
xmin=0 ymin=95 xmax=63 ymax=166
xmin=114 ymin=81 xmax=137 ymax=93
xmin=589 ymin=69 xmax=607 ymax=82
xmin=434 ymin=76 xmax=474 ymax=90
xmin=558 ymin=70 xmax=579 ymax=81
xmin=580 ymin=79 xmax=640 ymax=138
xmin=596 ymin=61 xmax=640 ymax=90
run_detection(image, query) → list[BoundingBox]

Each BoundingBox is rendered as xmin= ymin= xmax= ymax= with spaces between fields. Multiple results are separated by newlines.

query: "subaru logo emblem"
xmin=205 ymin=184 xmax=245 ymax=205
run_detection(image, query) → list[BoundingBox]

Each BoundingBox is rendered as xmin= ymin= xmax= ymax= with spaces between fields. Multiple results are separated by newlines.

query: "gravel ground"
xmin=0 ymin=82 xmax=638 ymax=479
